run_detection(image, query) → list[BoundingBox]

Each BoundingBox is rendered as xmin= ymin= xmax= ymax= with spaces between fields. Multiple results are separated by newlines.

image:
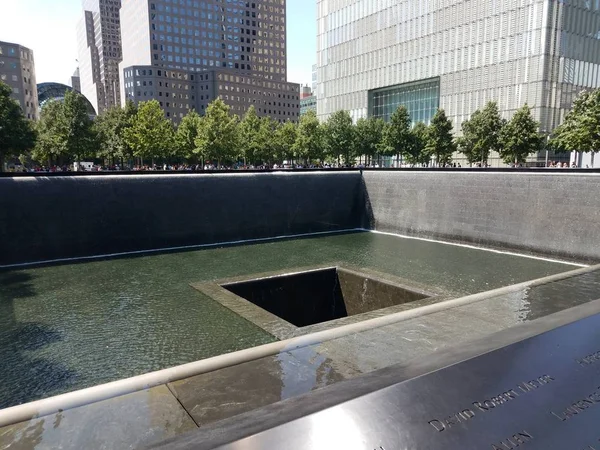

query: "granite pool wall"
xmin=1 ymin=170 xmax=598 ymax=265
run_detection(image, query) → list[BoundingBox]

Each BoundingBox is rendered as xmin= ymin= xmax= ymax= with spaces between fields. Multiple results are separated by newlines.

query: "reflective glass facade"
xmin=300 ymin=94 xmax=317 ymax=115
xmin=77 ymin=0 xmax=122 ymax=115
xmin=118 ymin=0 xmax=299 ymax=122
xmin=37 ymin=83 xmax=97 ymax=118
xmin=317 ymin=0 xmax=600 ymax=140
xmin=369 ymin=78 xmax=440 ymax=125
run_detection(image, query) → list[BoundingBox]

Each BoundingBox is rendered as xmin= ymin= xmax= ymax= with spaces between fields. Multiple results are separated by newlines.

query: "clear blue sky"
xmin=0 ymin=0 xmax=316 ymax=86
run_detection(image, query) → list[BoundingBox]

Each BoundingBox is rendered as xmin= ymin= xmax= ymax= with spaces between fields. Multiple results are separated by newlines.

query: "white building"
xmin=317 ymin=0 xmax=600 ymax=164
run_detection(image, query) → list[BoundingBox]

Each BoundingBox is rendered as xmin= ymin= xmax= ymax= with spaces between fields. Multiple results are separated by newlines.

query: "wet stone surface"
xmin=0 ymin=386 xmax=196 ymax=450
xmin=168 ymin=349 xmax=348 ymax=427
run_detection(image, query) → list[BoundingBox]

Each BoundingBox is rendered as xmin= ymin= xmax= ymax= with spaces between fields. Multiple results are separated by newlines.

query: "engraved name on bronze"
xmin=490 ymin=431 xmax=533 ymax=449
xmin=428 ymin=375 xmax=554 ymax=432
xmin=550 ymin=386 xmax=600 ymax=421
xmin=576 ymin=350 xmax=600 ymax=367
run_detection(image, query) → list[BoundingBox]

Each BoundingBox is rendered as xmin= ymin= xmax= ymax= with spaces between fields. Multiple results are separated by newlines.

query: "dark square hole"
xmin=221 ymin=268 xmax=430 ymax=327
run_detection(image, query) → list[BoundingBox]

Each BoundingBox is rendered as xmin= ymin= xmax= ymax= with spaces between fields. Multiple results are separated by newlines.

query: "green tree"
xmin=33 ymin=100 xmax=63 ymax=165
xmin=499 ymin=105 xmax=544 ymax=165
xmin=552 ymin=89 xmax=600 ymax=155
xmin=273 ymin=120 xmax=297 ymax=164
xmin=408 ymin=121 xmax=429 ymax=166
xmin=355 ymin=117 xmax=385 ymax=165
xmin=0 ymin=81 xmax=35 ymax=171
xmin=238 ymin=105 xmax=263 ymax=164
xmin=323 ymin=110 xmax=355 ymax=165
xmin=293 ymin=110 xmax=323 ymax=163
xmin=33 ymin=91 xmax=96 ymax=167
xmin=94 ymin=100 xmax=138 ymax=164
xmin=425 ymin=109 xmax=456 ymax=166
xmin=174 ymin=109 xmax=202 ymax=160
xmin=458 ymin=101 xmax=505 ymax=166
xmin=124 ymin=100 xmax=174 ymax=164
xmin=255 ymin=116 xmax=278 ymax=165
xmin=61 ymin=90 xmax=97 ymax=163
xmin=382 ymin=106 xmax=412 ymax=164
xmin=194 ymin=98 xmax=239 ymax=167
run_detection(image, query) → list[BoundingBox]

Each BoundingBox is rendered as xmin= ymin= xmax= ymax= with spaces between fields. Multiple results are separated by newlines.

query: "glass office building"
xmin=370 ymin=78 xmax=440 ymax=125
xmin=317 ymin=0 xmax=600 ymax=162
xmin=117 ymin=0 xmax=299 ymax=122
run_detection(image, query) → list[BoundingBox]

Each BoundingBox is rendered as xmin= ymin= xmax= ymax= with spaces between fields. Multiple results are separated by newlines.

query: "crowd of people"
xmin=4 ymin=159 xmax=592 ymax=173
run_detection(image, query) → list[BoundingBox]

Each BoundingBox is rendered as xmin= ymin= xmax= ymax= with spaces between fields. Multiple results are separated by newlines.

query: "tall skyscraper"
xmin=317 ymin=1 xmax=600 ymax=163
xmin=71 ymin=68 xmax=82 ymax=93
xmin=0 ymin=40 xmax=38 ymax=120
xmin=119 ymin=0 xmax=299 ymax=122
xmin=77 ymin=0 xmax=122 ymax=114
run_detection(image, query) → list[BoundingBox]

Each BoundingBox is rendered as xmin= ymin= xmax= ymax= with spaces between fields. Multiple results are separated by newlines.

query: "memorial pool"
xmin=0 ymin=231 xmax=578 ymax=408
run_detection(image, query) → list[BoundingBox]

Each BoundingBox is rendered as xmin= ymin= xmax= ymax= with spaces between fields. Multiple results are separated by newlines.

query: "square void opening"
xmin=221 ymin=267 xmax=430 ymax=327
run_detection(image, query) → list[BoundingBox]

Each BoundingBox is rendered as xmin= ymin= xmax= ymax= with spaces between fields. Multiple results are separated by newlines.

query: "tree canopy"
xmin=408 ymin=121 xmax=429 ymax=166
xmin=94 ymin=100 xmax=137 ymax=163
xmin=194 ymin=98 xmax=239 ymax=166
xmin=0 ymin=81 xmax=36 ymax=171
xmin=1 ymin=89 xmax=581 ymax=170
xmin=273 ymin=119 xmax=297 ymax=163
xmin=174 ymin=109 xmax=202 ymax=161
xmin=355 ymin=116 xmax=385 ymax=164
xmin=293 ymin=110 xmax=323 ymax=163
xmin=498 ymin=105 xmax=544 ymax=165
xmin=382 ymin=106 xmax=412 ymax=160
xmin=458 ymin=101 xmax=505 ymax=165
xmin=33 ymin=90 xmax=96 ymax=166
xmin=124 ymin=100 xmax=174 ymax=163
xmin=324 ymin=110 xmax=355 ymax=165
xmin=552 ymin=89 xmax=600 ymax=154
xmin=425 ymin=109 xmax=456 ymax=166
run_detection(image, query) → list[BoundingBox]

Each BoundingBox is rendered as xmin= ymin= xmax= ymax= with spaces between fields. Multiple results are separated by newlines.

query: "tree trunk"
xmin=0 ymin=152 xmax=4 ymax=173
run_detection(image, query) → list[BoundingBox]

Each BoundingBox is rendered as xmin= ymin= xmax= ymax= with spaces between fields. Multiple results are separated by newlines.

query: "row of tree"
xmin=3 ymin=79 xmax=600 ymax=171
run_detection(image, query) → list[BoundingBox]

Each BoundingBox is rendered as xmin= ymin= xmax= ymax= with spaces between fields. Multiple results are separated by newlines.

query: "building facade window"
xmin=369 ymin=78 xmax=440 ymax=126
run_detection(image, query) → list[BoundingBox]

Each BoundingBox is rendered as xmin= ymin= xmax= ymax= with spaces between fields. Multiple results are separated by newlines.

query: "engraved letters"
xmin=551 ymin=386 xmax=600 ymax=421
xmin=517 ymin=375 xmax=555 ymax=393
xmin=473 ymin=389 xmax=520 ymax=411
xmin=490 ymin=431 xmax=533 ymax=449
xmin=428 ymin=374 xmax=554 ymax=434
xmin=576 ymin=350 xmax=600 ymax=367
xmin=428 ymin=409 xmax=475 ymax=432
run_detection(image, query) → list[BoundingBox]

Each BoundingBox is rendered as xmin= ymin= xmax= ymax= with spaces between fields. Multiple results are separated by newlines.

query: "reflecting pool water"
xmin=0 ymin=232 xmax=576 ymax=408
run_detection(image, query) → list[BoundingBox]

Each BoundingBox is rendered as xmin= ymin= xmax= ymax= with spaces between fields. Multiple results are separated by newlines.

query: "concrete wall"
xmin=0 ymin=172 xmax=367 ymax=266
xmin=362 ymin=171 xmax=600 ymax=262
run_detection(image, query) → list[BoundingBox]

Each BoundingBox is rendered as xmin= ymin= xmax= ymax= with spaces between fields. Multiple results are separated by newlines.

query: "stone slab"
xmin=167 ymin=351 xmax=348 ymax=427
xmin=149 ymin=297 xmax=600 ymax=450
xmin=0 ymin=385 xmax=196 ymax=450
